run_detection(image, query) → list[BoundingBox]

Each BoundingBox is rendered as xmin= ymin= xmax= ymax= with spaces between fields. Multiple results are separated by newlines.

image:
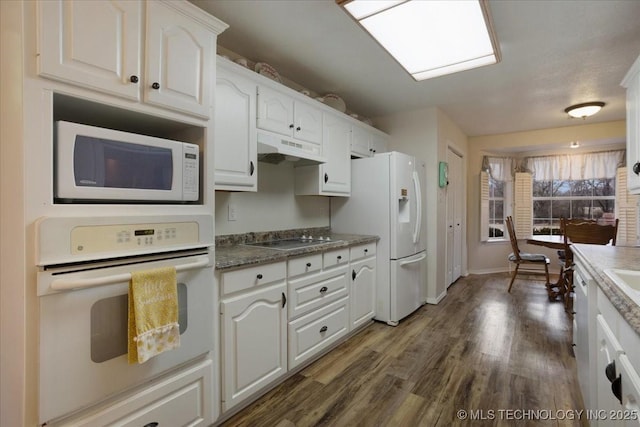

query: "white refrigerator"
xmin=331 ymin=151 xmax=427 ymax=326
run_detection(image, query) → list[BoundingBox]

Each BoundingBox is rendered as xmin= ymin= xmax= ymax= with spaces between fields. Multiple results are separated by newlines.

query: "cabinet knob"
xmin=319 ymin=326 xmax=328 ymax=333
xmin=306 ymin=262 xmax=312 ymax=267
xmin=605 ymin=360 xmax=617 ymax=382
xmin=352 ymin=270 xmax=356 ymax=280
xmin=364 ymin=249 xmax=368 ymax=253
xmin=256 ymin=274 xmax=263 ymax=280
xmin=612 ymin=375 xmax=622 ymax=404
xmin=324 ymin=173 xmax=329 ymax=183
xmin=289 ymin=124 xmax=294 ymax=129
xmin=250 ymin=161 xmax=255 ymax=176
xmin=143 ymin=423 xmax=159 ymax=427
xmin=151 ymin=82 xmax=160 ymax=90
xmin=129 ymin=75 xmax=139 ymax=83
xmin=634 ymin=161 xmax=640 ymax=175
xmin=319 ymin=286 xmax=328 ymax=294
xmin=337 ymin=255 xmax=342 ymax=260
xmin=296 ymin=126 xmax=301 ymax=131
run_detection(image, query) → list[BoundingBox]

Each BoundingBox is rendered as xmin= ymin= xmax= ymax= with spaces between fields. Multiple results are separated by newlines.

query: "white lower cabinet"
xmin=350 ymin=244 xmax=376 ymax=329
xmin=289 ymin=297 xmax=349 ymax=369
xmin=596 ymin=314 xmax=624 ymax=426
xmin=53 ymin=359 xmax=214 ymax=427
xmin=219 ymin=262 xmax=287 ymax=412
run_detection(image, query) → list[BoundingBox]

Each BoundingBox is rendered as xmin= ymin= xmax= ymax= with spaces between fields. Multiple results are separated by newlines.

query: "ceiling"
xmin=190 ymin=0 xmax=640 ymax=138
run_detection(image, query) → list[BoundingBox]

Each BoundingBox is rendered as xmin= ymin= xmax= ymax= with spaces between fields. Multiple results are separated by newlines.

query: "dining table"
xmin=525 ymin=234 xmax=565 ymax=250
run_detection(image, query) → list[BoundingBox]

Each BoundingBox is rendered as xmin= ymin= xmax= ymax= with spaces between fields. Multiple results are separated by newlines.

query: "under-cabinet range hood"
xmin=257 ymin=131 xmax=326 ymax=165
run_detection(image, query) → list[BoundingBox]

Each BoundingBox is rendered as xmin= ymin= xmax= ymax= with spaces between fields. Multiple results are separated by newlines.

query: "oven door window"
xmin=74 ymin=136 xmax=173 ymax=190
xmin=90 ymin=283 xmax=187 ymax=363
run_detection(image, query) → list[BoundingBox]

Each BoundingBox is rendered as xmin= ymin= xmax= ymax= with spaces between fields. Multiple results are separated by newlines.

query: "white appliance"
xmin=55 ymin=121 xmax=199 ymax=202
xmin=36 ymin=215 xmax=214 ymax=424
xmin=331 ymin=151 xmax=427 ymax=326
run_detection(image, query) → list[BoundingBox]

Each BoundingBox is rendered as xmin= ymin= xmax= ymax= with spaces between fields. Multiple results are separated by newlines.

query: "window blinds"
xmin=616 ymin=166 xmax=639 ymax=245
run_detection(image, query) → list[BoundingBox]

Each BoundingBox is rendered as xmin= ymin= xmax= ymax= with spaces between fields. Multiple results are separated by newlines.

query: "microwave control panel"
xmin=70 ymin=221 xmax=199 ymax=255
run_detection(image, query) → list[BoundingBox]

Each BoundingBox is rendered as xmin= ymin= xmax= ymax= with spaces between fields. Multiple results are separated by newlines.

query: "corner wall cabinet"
xmin=214 ymin=63 xmax=258 ymax=191
xmin=215 ymin=242 xmax=377 ymax=417
xmin=38 ymin=0 xmax=219 ymax=118
xmin=351 ymin=124 xmax=389 ymax=158
xmin=623 ymin=54 xmax=640 ymax=194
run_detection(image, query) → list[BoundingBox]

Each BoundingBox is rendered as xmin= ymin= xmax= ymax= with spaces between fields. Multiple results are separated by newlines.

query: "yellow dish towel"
xmin=128 ymin=266 xmax=180 ymax=364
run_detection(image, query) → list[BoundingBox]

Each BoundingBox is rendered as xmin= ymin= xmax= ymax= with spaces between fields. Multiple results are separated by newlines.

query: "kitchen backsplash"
xmin=214 ymin=162 xmax=329 ymax=235
xmin=215 ymin=226 xmax=331 ymax=246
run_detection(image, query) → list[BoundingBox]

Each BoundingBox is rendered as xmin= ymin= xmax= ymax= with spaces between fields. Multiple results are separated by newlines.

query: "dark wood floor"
xmin=221 ymin=273 xmax=586 ymax=426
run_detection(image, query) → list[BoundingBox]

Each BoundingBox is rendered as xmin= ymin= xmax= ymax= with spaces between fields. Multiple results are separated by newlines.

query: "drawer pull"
xmin=282 ymin=292 xmax=287 ymax=308
xmin=319 ymin=286 xmax=328 ymax=294
xmin=352 ymin=270 xmax=356 ymax=280
xmin=612 ymin=375 xmax=622 ymax=404
xmin=257 ymin=274 xmax=263 ymax=280
xmin=306 ymin=262 xmax=312 ymax=267
xmin=319 ymin=326 xmax=328 ymax=333
xmin=144 ymin=423 xmax=159 ymax=427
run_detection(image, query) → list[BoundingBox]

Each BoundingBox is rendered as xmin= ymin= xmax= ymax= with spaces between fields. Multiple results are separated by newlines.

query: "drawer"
xmin=350 ymin=242 xmax=376 ymax=261
xmin=597 ymin=286 xmax=621 ymax=336
xmin=220 ymin=261 xmax=286 ymax=296
xmin=288 ymin=266 xmax=349 ymax=319
xmin=288 ymin=253 xmax=322 ymax=278
xmin=323 ymin=248 xmax=349 ymax=269
xmin=288 ymin=296 xmax=349 ymax=369
xmin=56 ymin=359 xmax=213 ymax=426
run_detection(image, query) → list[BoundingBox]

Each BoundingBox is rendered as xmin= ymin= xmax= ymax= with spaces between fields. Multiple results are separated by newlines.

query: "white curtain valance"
xmin=483 ymin=156 xmax=516 ymax=182
xmin=525 ymin=150 xmax=625 ymax=181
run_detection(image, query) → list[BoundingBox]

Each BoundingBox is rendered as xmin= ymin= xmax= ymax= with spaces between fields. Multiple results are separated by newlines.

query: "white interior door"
xmin=446 ymin=149 xmax=463 ymax=286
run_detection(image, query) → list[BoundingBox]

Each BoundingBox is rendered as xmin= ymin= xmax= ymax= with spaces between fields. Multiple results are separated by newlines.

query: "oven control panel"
xmin=70 ymin=222 xmax=199 ymax=255
xmin=36 ymin=215 xmax=213 ymax=266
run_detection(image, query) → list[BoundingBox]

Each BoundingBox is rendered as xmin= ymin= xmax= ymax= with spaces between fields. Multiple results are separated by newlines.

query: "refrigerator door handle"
xmin=399 ymin=253 xmax=426 ymax=266
xmin=412 ymin=170 xmax=422 ymax=244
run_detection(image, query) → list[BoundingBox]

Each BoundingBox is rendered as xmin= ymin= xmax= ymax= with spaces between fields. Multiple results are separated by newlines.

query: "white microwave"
xmin=55 ymin=121 xmax=199 ymax=202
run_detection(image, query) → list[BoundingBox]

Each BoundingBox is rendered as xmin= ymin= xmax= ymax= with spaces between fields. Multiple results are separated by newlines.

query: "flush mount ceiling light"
xmin=337 ymin=0 xmax=501 ymax=81
xmin=564 ymin=102 xmax=605 ymax=119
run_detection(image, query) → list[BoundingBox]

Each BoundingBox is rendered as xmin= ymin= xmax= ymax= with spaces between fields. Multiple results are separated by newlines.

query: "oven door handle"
xmin=50 ymin=257 xmax=210 ymax=291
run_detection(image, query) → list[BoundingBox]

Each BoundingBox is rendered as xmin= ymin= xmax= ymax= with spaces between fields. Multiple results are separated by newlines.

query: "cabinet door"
xmin=293 ymin=102 xmax=323 ymax=145
xmin=351 ymin=257 xmax=376 ymax=329
xmin=214 ymin=67 xmax=257 ymax=191
xmin=321 ymin=114 xmax=351 ymax=194
xmin=596 ymin=314 xmax=624 ymax=426
xmin=257 ymin=86 xmax=295 ymax=136
xmin=370 ymin=132 xmax=388 ymax=156
xmin=38 ymin=0 xmax=141 ymax=100
xmin=145 ymin=1 xmax=215 ymax=118
xmin=351 ymin=125 xmax=371 ymax=158
xmin=618 ymin=354 xmax=640 ymax=427
xmin=221 ymin=282 xmax=287 ymax=411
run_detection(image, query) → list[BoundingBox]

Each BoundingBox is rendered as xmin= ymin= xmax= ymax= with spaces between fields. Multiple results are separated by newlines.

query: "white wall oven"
xmin=55 ymin=121 xmax=199 ymax=203
xmin=36 ymin=215 xmax=214 ymax=424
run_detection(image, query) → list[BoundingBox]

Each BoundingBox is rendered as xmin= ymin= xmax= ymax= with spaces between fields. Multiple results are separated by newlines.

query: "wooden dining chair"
xmin=561 ymin=218 xmax=619 ymax=311
xmin=505 ymin=216 xmax=551 ymax=294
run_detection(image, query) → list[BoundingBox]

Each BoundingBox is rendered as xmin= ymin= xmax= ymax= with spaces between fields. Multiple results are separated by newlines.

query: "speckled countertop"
xmin=215 ymin=228 xmax=379 ymax=270
xmin=572 ymin=244 xmax=640 ymax=335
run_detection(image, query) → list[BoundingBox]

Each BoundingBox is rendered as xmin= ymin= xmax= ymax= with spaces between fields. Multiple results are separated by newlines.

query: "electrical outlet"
xmin=228 ymin=204 xmax=237 ymax=221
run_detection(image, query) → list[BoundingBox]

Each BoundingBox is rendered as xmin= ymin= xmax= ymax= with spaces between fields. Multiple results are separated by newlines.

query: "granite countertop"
xmin=215 ymin=232 xmax=379 ymax=271
xmin=572 ymin=244 xmax=640 ymax=335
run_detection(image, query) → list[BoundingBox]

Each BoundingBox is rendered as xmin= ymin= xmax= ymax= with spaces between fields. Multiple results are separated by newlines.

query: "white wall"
xmin=467 ymin=120 xmax=627 ymax=274
xmin=376 ymin=107 xmax=468 ymax=304
xmin=215 ymin=161 xmax=330 ymax=235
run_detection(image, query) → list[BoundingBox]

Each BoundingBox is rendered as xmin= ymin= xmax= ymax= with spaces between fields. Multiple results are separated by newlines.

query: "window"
xmin=532 ymin=178 xmax=616 ymax=235
xmin=488 ymin=176 xmax=505 ymax=238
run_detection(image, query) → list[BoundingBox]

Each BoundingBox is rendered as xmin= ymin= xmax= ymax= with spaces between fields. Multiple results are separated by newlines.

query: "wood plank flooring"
xmin=220 ymin=273 xmax=586 ymax=426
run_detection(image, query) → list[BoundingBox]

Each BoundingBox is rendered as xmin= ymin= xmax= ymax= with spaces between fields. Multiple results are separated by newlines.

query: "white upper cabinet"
xmin=294 ymin=113 xmax=351 ymax=196
xmin=38 ymin=0 xmax=227 ymax=118
xmin=623 ymin=54 xmax=640 ymax=193
xmin=351 ymin=124 xmax=388 ymax=158
xmin=214 ymin=63 xmax=257 ymax=191
xmin=257 ymin=85 xmax=322 ymax=145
